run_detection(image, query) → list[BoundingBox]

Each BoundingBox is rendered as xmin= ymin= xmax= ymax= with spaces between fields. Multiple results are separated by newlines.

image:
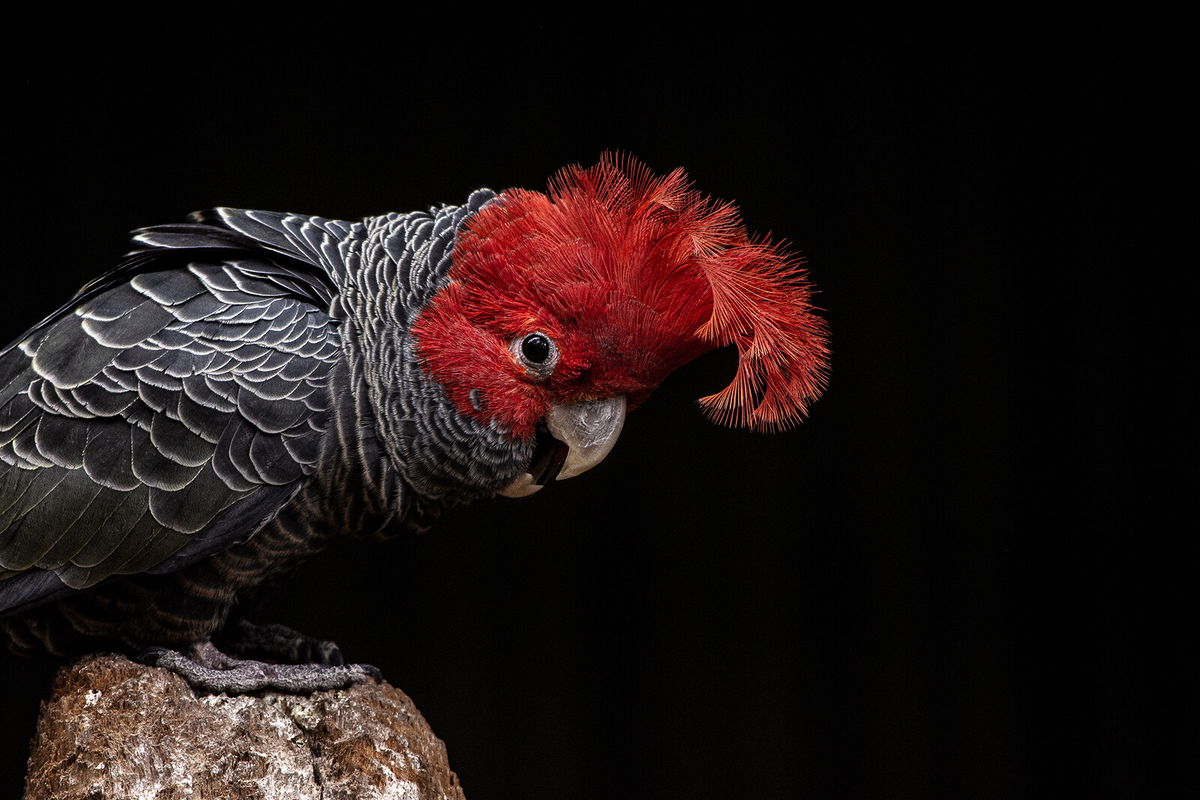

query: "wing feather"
xmin=0 ymin=214 xmax=346 ymax=614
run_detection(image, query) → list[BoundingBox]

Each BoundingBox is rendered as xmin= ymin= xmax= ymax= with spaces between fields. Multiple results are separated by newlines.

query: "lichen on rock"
xmin=23 ymin=653 xmax=466 ymax=800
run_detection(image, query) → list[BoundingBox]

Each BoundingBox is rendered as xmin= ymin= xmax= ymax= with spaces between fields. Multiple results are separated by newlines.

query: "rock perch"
xmin=23 ymin=653 xmax=466 ymax=800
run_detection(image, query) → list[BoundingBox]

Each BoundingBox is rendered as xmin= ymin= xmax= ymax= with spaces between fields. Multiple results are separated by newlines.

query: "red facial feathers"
xmin=412 ymin=155 xmax=828 ymax=437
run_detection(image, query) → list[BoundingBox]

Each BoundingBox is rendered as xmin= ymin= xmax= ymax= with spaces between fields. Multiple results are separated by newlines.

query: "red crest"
xmin=415 ymin=155 xmax=829 ymax=435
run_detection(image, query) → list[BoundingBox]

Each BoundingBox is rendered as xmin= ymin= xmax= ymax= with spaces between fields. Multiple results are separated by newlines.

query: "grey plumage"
xmin=0 ymin=189 xmax=523 ymax=655
xmin=0 ymin=156 xmax=831 ymax=697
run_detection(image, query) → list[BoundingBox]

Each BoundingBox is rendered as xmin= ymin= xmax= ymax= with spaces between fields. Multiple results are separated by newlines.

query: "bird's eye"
xmin=512 ymin=332 xmax=558 ymax=377
xmin=521 ymin=333 xmax=552 ymax=364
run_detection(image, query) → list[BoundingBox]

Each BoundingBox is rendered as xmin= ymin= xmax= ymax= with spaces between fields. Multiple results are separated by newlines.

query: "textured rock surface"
xmin=23 ymin=653 xmax=466 ymax=800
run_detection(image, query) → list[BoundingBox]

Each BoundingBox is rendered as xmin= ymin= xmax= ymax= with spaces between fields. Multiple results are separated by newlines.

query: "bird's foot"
xmin=137 ymin=640 xmax=382 ymax=694
xmin=217 ymin=618 xmax=346 ymax=666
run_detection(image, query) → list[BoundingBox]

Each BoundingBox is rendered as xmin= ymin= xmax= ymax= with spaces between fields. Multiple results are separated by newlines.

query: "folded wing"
xmin=0 ymin=221 xmax=344 ymax=614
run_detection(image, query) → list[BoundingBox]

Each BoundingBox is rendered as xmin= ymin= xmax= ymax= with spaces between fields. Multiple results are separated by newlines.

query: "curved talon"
xmin=219 ymin=619 xmax=345 ymax=666
xmin=323 ymin=644 xmax=346 ymax=667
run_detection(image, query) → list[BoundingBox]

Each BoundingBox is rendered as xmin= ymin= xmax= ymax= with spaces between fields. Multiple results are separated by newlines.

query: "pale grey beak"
xmin=498 ymin=396 xmax=627 ymax=498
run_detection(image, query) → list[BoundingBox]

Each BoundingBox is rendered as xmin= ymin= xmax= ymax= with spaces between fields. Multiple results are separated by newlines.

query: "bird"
xmin=0 ymin=155 xmax=829 ymax=693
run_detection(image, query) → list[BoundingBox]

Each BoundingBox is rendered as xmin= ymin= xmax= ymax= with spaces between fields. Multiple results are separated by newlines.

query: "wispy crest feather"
xmin=452 ymin=154 xmax=830 ymax=431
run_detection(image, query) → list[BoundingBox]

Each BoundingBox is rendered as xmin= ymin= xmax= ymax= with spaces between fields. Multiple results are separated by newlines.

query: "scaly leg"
xmin=138 ymin=640 xmax=381 ymax=693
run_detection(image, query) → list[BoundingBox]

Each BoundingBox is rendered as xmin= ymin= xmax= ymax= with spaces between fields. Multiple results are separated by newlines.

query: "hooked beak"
xmin=498 ymin=396 xmax=627 ymax=498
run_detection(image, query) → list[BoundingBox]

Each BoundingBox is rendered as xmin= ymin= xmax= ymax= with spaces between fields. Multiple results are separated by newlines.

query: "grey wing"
xmin=0 ymin=253 xmax=342 ymax=615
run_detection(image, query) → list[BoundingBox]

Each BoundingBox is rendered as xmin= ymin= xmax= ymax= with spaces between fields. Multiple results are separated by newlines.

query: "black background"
xmin=1 ymin=12 xmax=1177 ymax=800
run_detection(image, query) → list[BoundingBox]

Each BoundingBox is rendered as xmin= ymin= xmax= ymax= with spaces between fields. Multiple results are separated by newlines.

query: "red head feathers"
xmin=413 ymin=155 xmax=829 ymax=439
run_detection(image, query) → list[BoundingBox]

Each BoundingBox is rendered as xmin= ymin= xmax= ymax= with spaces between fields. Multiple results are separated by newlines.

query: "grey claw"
xmin=312 ymin=640 xmax=345 ymax=666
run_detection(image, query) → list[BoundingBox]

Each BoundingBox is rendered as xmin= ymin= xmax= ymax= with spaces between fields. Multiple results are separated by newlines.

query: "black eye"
xmin=512 ymin=332 xmax=559 ymax=378
xmin=521 ymin=333 xmax=552 ymax=364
